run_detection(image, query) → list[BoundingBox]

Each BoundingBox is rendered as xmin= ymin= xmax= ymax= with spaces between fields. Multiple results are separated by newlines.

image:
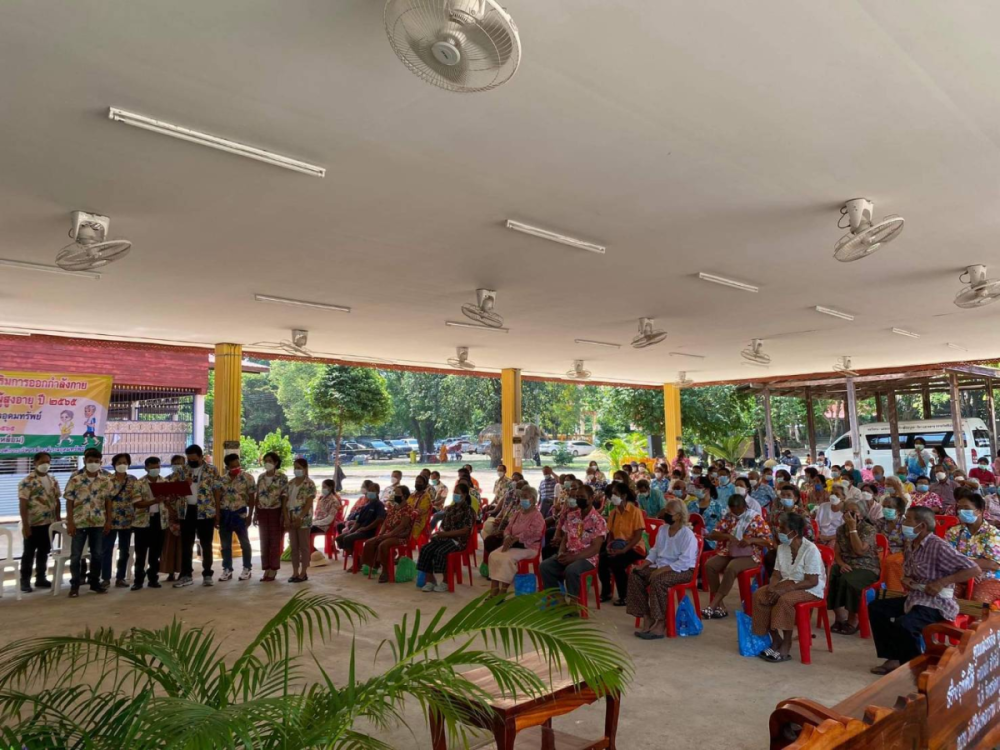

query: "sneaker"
xmin=20 ymin=581 xmax=32 ymax=594
xmin=433 ymin=583 xmax=449 ymax=593
xmin=34 ymin=578 xmax=52 ymax=589
xmin=422 ymin=582 xmax=436 ymax=592
xmin=238 ymin=568 xmax=252 ymax=581
xmin=148 ymin=580 xmax=162 ymax=589
xmin=202 ymin=577 xmax=213 ymax=587
xmin=173 ymin=576 xmax=193 ymax=588
xmin=218 ymin=569 xmax=233 ymax=582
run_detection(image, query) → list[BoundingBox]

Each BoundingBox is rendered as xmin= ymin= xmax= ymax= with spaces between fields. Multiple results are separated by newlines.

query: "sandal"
xmin=837 ymin=623 xmax=860 ymax=636
xmin=830 ymin=621 xmax=845 ymax=634
xmin=763 ymin=652 xmax=792 ymax=663
xmin=701 ymin=607 xmax=715 ymax=619
xmin=713 ymin=608 xmax=729 ymax=619
xmin=758 ymin=648 xmax=779 ymax=660
xmin=870 ymin=665 xmax=893 ymax=676
xmin=612 ymin=598 xmax=626 ymax=607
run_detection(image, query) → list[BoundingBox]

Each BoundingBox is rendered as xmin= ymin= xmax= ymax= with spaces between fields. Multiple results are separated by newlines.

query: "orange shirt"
xmin=608 ymin=502 xmax=646 ymax=555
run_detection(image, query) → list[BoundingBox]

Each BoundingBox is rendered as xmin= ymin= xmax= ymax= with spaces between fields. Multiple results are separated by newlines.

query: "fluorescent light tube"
xmin=669 ymin=351 xmax=706 ymax=359
xmin=892 ymin=327 xmax=920 ymax=339
xmin=698 ymin=272 xmax=759 ymax=293
xmin=254 ymin=294 xmax=350 ymax=313
xmin=0 ymin=258 xmax=101 ymax=280
xmin=505 ymin=220 xmax=606 ymax=255
xmin=815 ymin=306 xmax=854 ymax=321
xmin=947 ymin=342 xmax=969 ymax=352
xmin=445 ymin=321 xmax=509 ymax=333
xmin=108 ymin=108 xmax=326 ymax=178
xmin=0 ymin=329 xmax=30 ymax=336
xmin=575 ymin=339 xmax=620 ymax=349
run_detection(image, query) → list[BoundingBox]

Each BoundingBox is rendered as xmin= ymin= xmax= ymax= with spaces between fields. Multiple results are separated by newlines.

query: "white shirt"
xmin=39 ymin=474 xmax=53 ymax=492
xmin=775 ymin=538 xmax=826 ymax=599
xmin=815 ymin=502 xmax=844 ymax=537
xmin=647 ymin=524 xmax=698 ymax=571
xmin=187 ymin=466 xmax=203 ymax=505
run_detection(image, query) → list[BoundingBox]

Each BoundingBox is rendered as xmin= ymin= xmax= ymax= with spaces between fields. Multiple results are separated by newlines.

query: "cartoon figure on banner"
xmin=58 ymin=409 xmax=75 ymax=445
xmin=83 ymin=404 xmax=98 ymax=445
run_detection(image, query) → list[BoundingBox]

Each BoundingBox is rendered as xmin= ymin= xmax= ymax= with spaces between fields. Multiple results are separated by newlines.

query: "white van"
xmin=826 ymin=418 xmax=992 ymax=469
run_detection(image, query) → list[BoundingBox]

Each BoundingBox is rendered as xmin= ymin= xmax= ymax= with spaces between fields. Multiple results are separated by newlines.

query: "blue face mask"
xmin=567 ymin=497 xmax=578 ymax=508
xmin=882 ymin=508 xmax=897 ymax=521
xmin=901 ymin=524 xmax=919 ymax=541
xmin=719 ymin=477 xmax=730 ymax=486
xmin=520 ymin=499 xmax=531 ymax=511
xmin=765 ymin=478 xmax=774 ymax=486
xmin=778 ymin=532 xmax=793 ymax=545
xmin=672 ymin=489 xmax=685 ymax=498
xmin=958 ymin=509 xmax=978 ymax=524
xmin=916 ymin=484 xmax=929 ymax=493
xmin=452 ymin=493 xmax=463 ymax=503
xmin=366 ymin=491 xmax=377 ymax=500
xmin=781 ymin=498 xmax=795 ymax=508
xmin=692 ymin=489 xmax=704 ymax=499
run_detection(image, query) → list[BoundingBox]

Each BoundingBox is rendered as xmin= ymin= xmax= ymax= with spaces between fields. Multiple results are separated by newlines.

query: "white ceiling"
xmin=2 ymin=1 xmax=1000 ymax=386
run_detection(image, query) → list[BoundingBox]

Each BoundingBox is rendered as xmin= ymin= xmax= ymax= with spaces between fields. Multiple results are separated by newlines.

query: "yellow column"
xmin=501 ymin=368 xmax=522 ymax=473
xmin=663 ymin=384 xmax=682 ymax=458
xmin=213 ymin=343 xmax=243 ymax=461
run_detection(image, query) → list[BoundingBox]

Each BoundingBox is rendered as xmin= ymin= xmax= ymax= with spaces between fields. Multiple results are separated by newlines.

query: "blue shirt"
xmin=716 ymin=483 xmax=736 ymax=507
xmin=750 ymin=483 xmax=776 ymax=511
xmin=688 ymin=496 xmax=726 ymax=549
xmin=638 ymin=488 xmax=665 ymax=517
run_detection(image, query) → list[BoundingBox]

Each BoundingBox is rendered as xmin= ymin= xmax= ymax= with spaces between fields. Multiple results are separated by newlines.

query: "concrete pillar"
xmin=192 ymin=393 xmax=206 ymax=447
xmin=212 ymin=344 xmax=242 ymax=463
xmin=949 ymin=373 xmax=968 ymax=473
xmin=763 ymin=388 xmax=775 ymax=461
xmin=501 ymin=368 xmax=522 ymax=474
xmin=887 ymin=389 xmax=902 ymax=472
xmin=846 ymin=377 xmax=861 ymax=465
xmin=663 ymin=384 xmax=682 ymax=459
xmin=805 ymin=389 xmax=817 ymax=462
xmin=986 ymin=379 xmax=998 ymax=460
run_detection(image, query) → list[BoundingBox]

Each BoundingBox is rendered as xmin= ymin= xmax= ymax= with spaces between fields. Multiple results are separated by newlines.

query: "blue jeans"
xmin=102 ymin=529 xmax=132 ymax=582
xmin=220 ymin=519 xmax=252 ymax=571
xmin=70 ymin=527 xmax=104 ymax=588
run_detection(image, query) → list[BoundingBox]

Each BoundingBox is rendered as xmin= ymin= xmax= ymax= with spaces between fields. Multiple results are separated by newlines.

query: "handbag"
xmin=736 ymin=611 xmax=772 ymax=657
xmin=676 ymin=597 xmax=703 ymax=637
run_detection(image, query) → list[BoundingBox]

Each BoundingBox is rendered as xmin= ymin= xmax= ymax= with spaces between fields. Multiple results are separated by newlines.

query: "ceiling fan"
xmin=954 ymin=265 xmax=1000 ymax=308
xmin=447 ymin=346 xmax=476 ymax=370
xmin=566 ymin=360 xmax=591 ymax=380
xmin=460 ymin=288 xmax=505 ymax=328
xmin=56 ymin=211 xmax=132 ymax=271
xmin=833 ymin=198 xmax=904 ymax=262
xmin=631 ymin=318 xmax=667 ymax=349
xmin=832 ymin=356 xmax=859 ymax=377
xmin=741 ymin=338 xmax=771 ymax=368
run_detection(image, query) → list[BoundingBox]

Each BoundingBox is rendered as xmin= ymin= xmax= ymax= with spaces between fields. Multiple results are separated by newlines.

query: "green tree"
xmin=242 ymin=372 xmax=286 ymax=442
xmin=309 ymin=365 xmax=392 ymax=464
xmin=239 ymin=435 xmax=260 ymax=467
xmin=258 ymin=428 xmax=293 ymax=469
xmin=269 ymin=360 xmax=327 ymax=444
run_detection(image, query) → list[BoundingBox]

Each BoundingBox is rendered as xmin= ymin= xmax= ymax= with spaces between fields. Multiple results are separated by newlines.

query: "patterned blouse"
xmin=132 ymin=475 xmax=166 ymax=529
xmin=64 ymin=472 xmax=114 ymax=528
xmin=408 ymin=489 xmax=436 ymax=540
xmin=18 ymin=472 xmax=61 ymax=526
xmin=767 ymin=504 xmax=816 ymax=542
xmin=285 ymin=478 xmax=317 ymax=530
xmin=713 ymin=511 xmax=771 ymax=563
xmin=108 ymin=474 xmax=139 ymax=529
xmin=834 ymin=520 xmax=880 ymax=573
xmin=505 ymin=509 xmax=546 ymax=552
xmin=910 ymin=491 xmax=944 ymax=513
xmin=946 ymin=523 xmax=1000 ymax=581
xmin=688 ymin=496 xmax=726 ymax=550
xmin=255 ymin=471 xmax=288 ymax=510
xmin=440 ymin=500 xmax=477 ymax=542
xmin=493 ymin=475 xmax=514 ymax=502
xmin=876 ymin=518 xmax=906 ymax=554
xmin=383 ymin=498 xmax=419 ymax=537
xmin=183 ymin=463 xmax=222 ymax=520
xmin=558 ymin=508 xmax=609 ymax=566
xmin=216 ymin=472 xmax=256 ymax=512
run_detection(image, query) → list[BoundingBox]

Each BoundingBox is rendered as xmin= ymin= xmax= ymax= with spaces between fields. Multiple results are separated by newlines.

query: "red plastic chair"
xmin=633 ymin=536 xmax=705 ymax=638
xmin=794 ymin=544 xmax=835 ymax=665
xmin=737 ymin=564 xmax=763 ymax=617
xmin=934 ymin=515 xmax=960 ymax=538
xmin=577 ymin=567 xmax=602 ymax=619
xmin=689 ymin=513 xmax=706 ymax=537
xmin=858 ymin=534 xmax=890 ymax=639
xmin=445 ymin=529 xmax=478 ymax=592
xmin=644 ymin=518 xmax=665 ymax=548
xmin=323 ymin=525 xmax=339 ymax=560
xmin=516 ymin=549 xmax=543 ymax=590
xmin=699 ymin=546 xmax=717 ymax=592
xmin=342 ymin=521 xmax=382 ymax=573
xmin=811 ymin=519 xmax=820 ymax=541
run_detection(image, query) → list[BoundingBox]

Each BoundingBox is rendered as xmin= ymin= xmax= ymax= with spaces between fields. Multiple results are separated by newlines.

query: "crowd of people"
xmin=15 ymin=442 xmax=1000 ymax=673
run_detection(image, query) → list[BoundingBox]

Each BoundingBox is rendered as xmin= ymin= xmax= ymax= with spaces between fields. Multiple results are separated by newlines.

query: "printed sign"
xmin=0 ymin=370 xmax=114 ymax=457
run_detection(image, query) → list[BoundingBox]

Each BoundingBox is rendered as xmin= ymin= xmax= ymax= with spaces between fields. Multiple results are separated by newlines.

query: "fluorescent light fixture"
xmin=815 ymin=306 xmax=855 ymax=321
xmin=253 ymin=294 xmax=350 ymax=313
xmin=669 ymin=351 xmax=706 ymax=359
xmin=947 ymin=342 xmax=969 ymax=352
xmin=575 ymin=339 xmax=620 ymax=349
xmin=0 ymin=258 xmax=101 ymax=280
xmin=698 ymin=272 xmax=759 ymax=293
xmin=108 ymin=107 xmax=326 ymax=178
xmin=505 ymin=220 xmax=606 ymax=255
xmin=445 ymin=320 xmax=509 ymax=333
xmin=0 ymin=329 xmax=30 ymax=336
xmin=891 ymin=327 xmax=920 ymax=339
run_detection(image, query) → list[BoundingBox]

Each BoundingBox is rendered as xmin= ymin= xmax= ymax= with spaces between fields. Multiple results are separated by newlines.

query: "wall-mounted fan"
xmin=461 ymin=288 xmax=505 ymax=328
xmin=832 ymin=356 xmax=859 ymax=376
xmin=631 ymin=318 xmax=667 ymax=349
xmin=954 ymin=265 xmax=1000 ymax=308
xmin=741 ymin=338 xmax=771 ymax=367
xmin=566 ymin=360 xmax=591 ymax=380
xmin=448 ymin=346 xmax=476 ymax=370
xmin=384 ymin=0 xmax=521 ymax=93
xmin=56 ymin=211 xmax=132 ymax=271
xmin=675 ymin=372 xmax=693 ymax=386
xmin=833 ymin=198 xmax=904 ymax=262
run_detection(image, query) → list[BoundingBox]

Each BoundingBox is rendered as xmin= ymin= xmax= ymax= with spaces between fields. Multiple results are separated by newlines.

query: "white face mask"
xmin=497 ymin=472 xmax=505 ymax=478
xmin=115 ymin=464 xmax=128 ymax=474
xmin=391 ymin=477 xmax=400 ymax=485
xmin=735 ymin=486 xmax=747 ymax=497
xmin=935 ymin=472 xmax=946 ymax=482
xmin=85 ymin=462 xmax=101 ymax=474
xmin=611 ymin=495 xmax=623 ymax=506
xmin=860 ymin=491 xmax=873 ymax=501
xmin=35 ymin=463 xmax=50 ymax=475
xmin=294 ymin=469 xmax=305 ymax=479
xmin=264 ymin=462 xmax=276 ymax=472
xmin=148 ymin=468 xmax=161 ymax=478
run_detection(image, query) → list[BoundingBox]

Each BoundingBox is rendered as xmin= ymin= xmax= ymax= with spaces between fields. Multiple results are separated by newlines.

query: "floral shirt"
xmin=688 ymin=496 xmax=726 ymax=550
xmin=255 ymin=471 xmax=288 ymax=510
xmin=946 ymin=523 xmax=1000 ymax=581
xmin=767 ymin=504 xmax=816 ymax=542
xmin=835 ymin=520 xmax=880 ymax=574
xmin=876 ymin=518 xmax=906 ymax=555
xmin=108 ymin=474 xmax=139 ymax=529
xmin=132 ymin=475 xmax=167 ymax=528
xmin=179 ymin=463 xmax=222 ymax=520
xmin=910 ymin=491 xmax=943 ymax=513
xmin=286 ymin=478 xmax=317 ymax=530
xmin=493 ymin=475 xmax=514 ymax=503
xmin=558 ymin=508 xmax=609 ymax=566
xmin=440 ymin=499 xmax=477 ymax=543
xmin=64 ymin=472 xmax=114 ymax=528
xmin=408 ymin=489 xmax=436 ymax=540
xmin=713 ymin=511 xmax=771 ymax=563
xmin=216 ymin=472 xmax=256 ymax=512
xmin=18 ymin=472 xmax=61 ymax=526
xmin=638 ymin=489 xmax=665 ymax=518
xmin=650 ymin=477 xmax=670 ymax=496
xmin=313 ymin=492 xmax=342 ymax=529
xmin=384 ymin=498 xmax=419 ymax=537
xmin=751 ymin=482 xmax=777 ymax=511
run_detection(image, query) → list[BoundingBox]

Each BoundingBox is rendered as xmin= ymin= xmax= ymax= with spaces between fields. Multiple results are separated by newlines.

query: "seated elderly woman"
xmin=482 ymin=478 xmax=527 ymax=561
xmin=487 ymin=486 xmax=546 ymax=597
xmin=875 ymin=493 xmax=907 ymax=591
xmin=751 ymin=513 xmax=827 ymax=663
xmin=598 ymin=482 xmax=647 ymax=604
xmin=814 ymin=484 xmax=846 ymax=546
xmin=909 ymin=475 xmax=944 ymax=512
xmin=360 ymin=485 xmax=417 ymax=583
xmin=702 ymin=494 xmax=772 ymax=619
xmin=627 ymin=497 xmax=698 ymax=639
xmin=417 ymin=482 xmax=478 ymax=593
xmin=946 ymin=492 xmax=1000 ymax=604
xmin=828 ymin=499 xmax=880 ymax=635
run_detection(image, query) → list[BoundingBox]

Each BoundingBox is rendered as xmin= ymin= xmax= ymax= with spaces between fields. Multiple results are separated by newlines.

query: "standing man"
xmin=214 ymin=453 xmax=256 ymax=582
xmin=104 ymin=453 xmax=138 ymax=588
xmin=782 ymin=450 xmax=802 ymax=477
xmin=538 ymin=466 xmax=558 ymax=519
xmin=18 ymin=451 xmax=60 ymax=593
xmin=174 ymin=444 xmax=220 ymax=588
xmin=132 ymin=456 xmax=166 ymax=590
xmin=64 ymin=450 xmax=113 ymax=597
xmin=905 ymin=438 xmax=934 ymax=483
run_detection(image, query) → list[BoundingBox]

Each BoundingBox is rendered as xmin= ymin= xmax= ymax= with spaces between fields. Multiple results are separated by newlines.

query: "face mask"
xmin=672 ymin=488 xmax=685 ymax=498
xmin=663 ymin=513 xmax=675 ymax=525
xmin=956 ymin=476 xmax=965 ymax=482
xmin=391 ymin=477 xmax=400 ymax=485
xmin=172 ymin=465 xmax=183 ymax=473
xmin=901 ymin=524 xmax=919 ymax=541
xmin=294 ymin=469 xmax=305 ymax=479
xmin=781 ymin=498 xmax=794 ymax=508
xmin=367 ymin=491 xmax=377 ymax=500
xmin=916 ymin=484 xmax=929 ymax=493
xmin=562 ymin=482 xmax=572 ymax=491
xmin=86 ymin=462 xmax=101 ymax=473
xmin=915 ymin=444 xmax=925 ymax=450
xmin=452 ymin=493 xmax=463 ymax=503
xmin=497 ymin=472 xmax=505 ymax=478
xmin=567 ymin=497 xmax=578 ymax=508
xmin=959 ymin=509 xmax=978 ymax=524
xmin=520 ymin=499 xmax=531 ymax=511
xmin=882 ymin=508 xmax=897 ymax=521
xmin=35 ymin=463 xmax=50 ymax=475
xmin=735 ymin=486 xmax=747 ymax=497
xmin=709 ymin=472 xmax=717 ymax=479
xmin=831 ymin=471 xmax=841 ymax=479
xmin=861 ymin=491 xmax=873 ymax=502
xmin=229 ymin=468 xmax=241 ymax=477
xmin=148 ymin=468 xmax=161 ymax=478
xmin=935 ymin=472 xmax=946 ymax=482
xmin=980 ymin=464 xmax=989 ymax=470
xmin=655 ymin=473 xmax=663 ymax=479
xmin=719 ymin=477 xmax=730 ymax=486
xmin=427 ymin=479 xmax=437 ymax=486
xmin=322 ymin=488 xmax=332 ymax=497
xmin=692 ymin=489 xmax=704 ymax=499
xmin=874 ymin=473 xmax=884 ymax=480
xmin=815 ymin=483 xmax=824 ymax=491
xmin=394 ymin=494 xmax=404 ymax=504
xmin=778 ymin=532 xmax=792 ymax=545
xmin=115 ymin=464 xmax=128 ymax=474
xmin=749 ymin=479 xmax=759 ymax=487
xmin=576 ymin=499 xmax=590 ymax=511
xmin=264 ymin=462 xmax=276 ymax=472
xmin=896 ymin=473 xmax=907 ymax=480
xmin=611 ymin=495 xmax=623 ymax=507
xmin=886 ymin=488 xmax=897 ymax=496
xmin=187 ymin=459 xmax=200 ymax=468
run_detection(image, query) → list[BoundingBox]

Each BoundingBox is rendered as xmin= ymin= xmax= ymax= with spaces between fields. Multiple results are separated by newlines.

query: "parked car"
xmin=334 ymin=441 xmax=373 ymax=461
xmin=357 ymin=439 xmax=395 ymax=460
xmin=388 ymin=439 xmax=413 ymax=457
xmin=539 ymin=440 xmax=565 ymax=456
xmin=565 ymin=440 xmax=597 ymax=457
xmin=472 ymin=441 xmax=491 ymax=455
xmin=402 ymin=438 xmax=420 ymax=453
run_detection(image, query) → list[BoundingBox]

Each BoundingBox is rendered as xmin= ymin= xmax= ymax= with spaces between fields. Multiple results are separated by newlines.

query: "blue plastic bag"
xmin=415 ymin=571 xmax=426 ymax=588
xmin=676 ymin=597 xmax=703 ymax=637
xmin=513 ymin=572 xmax=537 ymax=596
xmin=736 ymin=611 xmax=772 ymax=657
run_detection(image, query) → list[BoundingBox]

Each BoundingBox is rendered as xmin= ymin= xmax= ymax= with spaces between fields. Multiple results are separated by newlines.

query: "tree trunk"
xmin=334 ymin=421 xmax=343 ymax=467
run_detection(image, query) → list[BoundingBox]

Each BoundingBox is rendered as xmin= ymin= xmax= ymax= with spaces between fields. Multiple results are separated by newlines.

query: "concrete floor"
xmin=0 ymin=550 xmax=881 ymax=749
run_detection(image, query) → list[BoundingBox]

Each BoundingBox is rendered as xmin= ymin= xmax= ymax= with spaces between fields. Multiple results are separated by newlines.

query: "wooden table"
xmin=429 ymin=651 xmax=621 ymax=750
